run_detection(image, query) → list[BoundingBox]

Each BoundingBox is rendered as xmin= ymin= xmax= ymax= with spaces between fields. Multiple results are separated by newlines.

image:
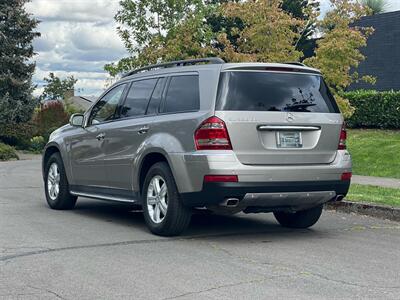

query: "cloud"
xmin=70 ymin=25 xmax=124 ymax=51
xmin=26 ymin=0 xmax=119 ymax=23
xmin=27 ymin=0 xmax=126 ymax=97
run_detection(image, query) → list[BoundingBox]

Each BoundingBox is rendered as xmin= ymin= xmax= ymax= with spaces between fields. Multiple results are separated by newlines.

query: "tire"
xmin=44 ymin=152 xmax=77 ymax=210
xmin=273 ymin=204 xmax=323 ymax=229
xmin=142 ymin=162 xmax=192 ymax=236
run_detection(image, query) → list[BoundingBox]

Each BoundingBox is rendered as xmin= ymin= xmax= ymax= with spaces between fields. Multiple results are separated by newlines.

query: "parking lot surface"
xmin=1 ymin=158 xmax=399 ymax=299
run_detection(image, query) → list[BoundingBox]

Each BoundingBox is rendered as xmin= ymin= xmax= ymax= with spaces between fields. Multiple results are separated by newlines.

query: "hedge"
xmin=0 ymin=143 xmax=19 ymax=161
xmin=0 ymin=123 xmax=35 ymax=149
xmin=344 ymin=90 xmax=400 ymax=129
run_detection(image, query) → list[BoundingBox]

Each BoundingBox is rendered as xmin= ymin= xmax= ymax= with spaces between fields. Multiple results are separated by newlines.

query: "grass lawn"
xmin=346 ymin=184 xmax=400 ymax=208
xmin=347 ymin=129 xmax=400 ymax=179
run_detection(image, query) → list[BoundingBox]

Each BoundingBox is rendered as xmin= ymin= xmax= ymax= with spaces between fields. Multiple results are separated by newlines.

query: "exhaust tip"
xmin=335 ymin=195 xmax=344 ymax=201
xmin=221 ymin=198 xmax=240 ymax=207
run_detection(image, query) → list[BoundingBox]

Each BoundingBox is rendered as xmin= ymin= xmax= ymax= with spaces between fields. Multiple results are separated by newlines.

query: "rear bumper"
xmin=169 ymin=150 xmax=352 ymax=194
xmin=180 ymin=180 xmax=351 ymax=210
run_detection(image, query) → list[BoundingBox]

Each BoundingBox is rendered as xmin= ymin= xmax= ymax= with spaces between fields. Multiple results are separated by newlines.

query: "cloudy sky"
xmin=26 ymin=0 xmax=400 ymax=98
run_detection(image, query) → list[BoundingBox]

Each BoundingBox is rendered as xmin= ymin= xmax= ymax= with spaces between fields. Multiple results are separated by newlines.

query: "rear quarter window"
xmin=216 ymin=71 xmax=339 ymax=113
xmin=161 ymin=75 xmax=200 ymax=113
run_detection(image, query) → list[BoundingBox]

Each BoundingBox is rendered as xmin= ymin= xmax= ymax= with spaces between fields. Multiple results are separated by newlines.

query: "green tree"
xmin=104 ymin=0 xmax=208 ymax=76
xmin=0 ymin=0 xmax=40 ymax=126
xmin=40 ymin=72 xmax=77 ymax=101
xmin=281 ymin=0 xmax=319 ymax=54
xmin=107 ymin=0 xmax=373 ymax=118
xmin=217 ymin=0 xmax=305 ymax=62
xmin=361 ymin=0 xmax=387 ymax=15
xmin=106 ymin=0 xmax=306 ymax=74
xmin=304 ymin=0 xmax=374 ymax=117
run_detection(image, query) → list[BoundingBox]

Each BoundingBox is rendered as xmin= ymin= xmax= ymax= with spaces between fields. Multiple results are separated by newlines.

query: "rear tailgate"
xmin=215 ymin=69 xmax=342 ymax=165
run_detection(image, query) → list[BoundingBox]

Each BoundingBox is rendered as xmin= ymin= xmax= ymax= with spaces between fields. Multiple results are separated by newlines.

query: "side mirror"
xmin=69 ymin=114 xmax=84 ymax=127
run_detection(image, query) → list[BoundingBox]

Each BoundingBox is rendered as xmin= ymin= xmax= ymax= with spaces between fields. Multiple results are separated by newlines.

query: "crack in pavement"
xmin=305 ymin=271 xmax=400 ymax=290
xmin=0 ymin=230 xmax=289 ymax=263
xmin=0 ymin=285 xmax=66 ymax=299
xmin=1 ymin=224 xmax=398 ymax=265
xmin=161 ymin=275 xmax=292 ymax=299
xmin=208 ymin=242 xmax=400 ymax=290
xmin=0 ymin=238 xmax=175 ymax=263
xmin=28 ymin=285 xmax=67 ymax=300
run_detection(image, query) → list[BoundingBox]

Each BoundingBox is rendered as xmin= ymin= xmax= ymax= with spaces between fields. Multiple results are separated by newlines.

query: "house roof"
xmin=66 ymin=96 xmax=96 ymax=111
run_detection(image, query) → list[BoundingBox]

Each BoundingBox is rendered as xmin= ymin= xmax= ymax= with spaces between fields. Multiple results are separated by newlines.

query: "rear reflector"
xmin=204 ymin=175 xmax=238 ymax=183
xmin=195 ymin=116 xmax=232 ymax=150
xmin=338 ymin=123 xmax=347 ymax=150
xmin=341 ymin=172 xmax=352 ymax=181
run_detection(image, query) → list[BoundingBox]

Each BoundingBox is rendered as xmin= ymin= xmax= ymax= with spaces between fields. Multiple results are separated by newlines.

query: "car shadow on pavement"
xmin=71 ymin=198 xmax=327 ymax=241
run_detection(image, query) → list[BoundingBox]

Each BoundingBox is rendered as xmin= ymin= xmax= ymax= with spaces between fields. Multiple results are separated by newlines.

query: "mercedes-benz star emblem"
xmin=287 ymin=113 xmax=295 ymax=122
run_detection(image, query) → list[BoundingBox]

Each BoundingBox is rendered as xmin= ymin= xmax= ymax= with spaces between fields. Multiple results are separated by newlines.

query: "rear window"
xmin=161 ymin=75 xmax=200 ymax=113
xmin=216 ymin=71 xmax=339 ymax=113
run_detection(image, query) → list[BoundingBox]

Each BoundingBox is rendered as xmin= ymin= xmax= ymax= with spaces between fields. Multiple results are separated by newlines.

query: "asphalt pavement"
xmin=0 ymin=158 xmax=399 ymax=299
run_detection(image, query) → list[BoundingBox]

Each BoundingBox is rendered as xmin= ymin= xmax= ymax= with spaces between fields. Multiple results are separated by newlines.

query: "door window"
xmin=120 ymin=79 xmax=158 ymax=118
xmin=89 ymin=84 xmax=126 ymax=125
xmin=161 ymin=75 xmax=200 ymax=113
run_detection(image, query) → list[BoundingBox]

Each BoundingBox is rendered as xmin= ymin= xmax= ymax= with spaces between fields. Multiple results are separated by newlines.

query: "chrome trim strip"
xmin=257 ymin=125 xmax=321 ymax=131
xmin=242 ymin=191 xmax=335 ymax=205
xmin=70 ymin=191 xmax=137 ymax=203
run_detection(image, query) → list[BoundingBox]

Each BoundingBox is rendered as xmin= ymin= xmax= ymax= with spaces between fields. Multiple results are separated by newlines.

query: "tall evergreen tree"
xmin=0 ymin=0 xmax=40 ymax=126
xmin=281 ymin=0 xmax=319 ymax=56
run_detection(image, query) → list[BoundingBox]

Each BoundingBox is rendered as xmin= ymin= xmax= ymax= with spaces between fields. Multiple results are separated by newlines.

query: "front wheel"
xmin=142 ymin=162 xmax=192 ymax=236
xmin=274 ymin=204 xmax=323 ymax=229
xmin=44 ymin=153 xmax=77 ymax=210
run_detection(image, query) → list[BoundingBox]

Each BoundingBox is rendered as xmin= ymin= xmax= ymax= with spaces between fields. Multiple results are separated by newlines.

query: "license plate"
xmin=276 ymin=131 xmax=302 ymax=148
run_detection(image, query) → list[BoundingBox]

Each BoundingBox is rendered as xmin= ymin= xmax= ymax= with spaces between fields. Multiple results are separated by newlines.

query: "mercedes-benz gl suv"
xmin=42 ymin=58 xmax=352 ymax=236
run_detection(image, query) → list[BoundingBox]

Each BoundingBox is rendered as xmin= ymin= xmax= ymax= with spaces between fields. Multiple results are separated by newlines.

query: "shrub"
xmin=30 ymin=136 xmax=46 ymax=152
xmin=0 ymin=142 xmax=19 ymax=161
xmin=0 ymin=123 xmax=35 ymax=149
xmin=32 ymin=101 xmax=69 ymax=140
xmin=64 ymin=99 xmax=85 ymax=116
xmin=344 ymin=90 xmax=400 ymax=129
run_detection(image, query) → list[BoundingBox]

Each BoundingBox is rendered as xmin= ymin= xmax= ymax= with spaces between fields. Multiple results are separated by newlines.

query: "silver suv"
xmin=42 ymin=58 xmax=352 ymax=236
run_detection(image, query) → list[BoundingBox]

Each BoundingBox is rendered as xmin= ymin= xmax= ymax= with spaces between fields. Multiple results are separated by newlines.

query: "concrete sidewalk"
xmin=352 ymin=175 xmax=400 ymax=189
xmin=16 ymin=151 xmax=41 ymax=161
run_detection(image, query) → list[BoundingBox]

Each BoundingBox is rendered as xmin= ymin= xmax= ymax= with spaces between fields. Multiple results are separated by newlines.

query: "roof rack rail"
xmin=284 ymin=62 xmax=306 ymax=67
xmin=122 ymin=57 xmax=225 ymax=78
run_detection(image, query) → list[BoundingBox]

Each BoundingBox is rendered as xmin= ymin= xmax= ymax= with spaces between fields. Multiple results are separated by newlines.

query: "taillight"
xmin=338 ymin=123 xmax=347 ymax=150
xmin=341 ymin=172 xmax=352 ymax=181
xmin=204 ymin=175 xmax=238 ymax=183
xmin=194 ymin=116 xmax=232 ymax=150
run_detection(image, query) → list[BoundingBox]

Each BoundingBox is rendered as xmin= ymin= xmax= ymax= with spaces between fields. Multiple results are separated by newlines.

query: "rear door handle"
xmin=96 ymin=133 xmax=105 ymax=140
xmin=137 ymin=126 xmax=149 ymax=135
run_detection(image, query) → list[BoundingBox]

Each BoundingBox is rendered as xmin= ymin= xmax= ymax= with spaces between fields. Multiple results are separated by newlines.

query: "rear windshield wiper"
xmin=284 ymin=89 xmax=316 ymax=112
xmin=284 ymin=102 xmax=316 ymax=112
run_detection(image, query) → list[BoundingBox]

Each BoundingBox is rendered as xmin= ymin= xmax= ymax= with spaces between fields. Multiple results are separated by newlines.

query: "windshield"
xmin=216 ymin=71 xmax=339 ymax=113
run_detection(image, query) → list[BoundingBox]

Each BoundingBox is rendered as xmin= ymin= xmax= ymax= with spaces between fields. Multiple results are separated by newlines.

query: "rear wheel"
xmin=274 ymin=204 xmax=323 ymax=229
xmin=142 ymin=162 xmax=192 ymax=236
xmin=44 ymin=152 xmax=77 ymax=210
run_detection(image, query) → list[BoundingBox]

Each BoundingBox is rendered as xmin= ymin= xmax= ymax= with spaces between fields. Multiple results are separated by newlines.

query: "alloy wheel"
xmin=146 ymin=175 xmax=168 ymax=223
xmin=47 ymin=162 xmax=60 ymax=201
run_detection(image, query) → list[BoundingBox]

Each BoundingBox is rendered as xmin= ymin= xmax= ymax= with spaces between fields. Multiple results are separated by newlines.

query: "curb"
xmin=325 ymin=200 xmax=400 ymax=222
